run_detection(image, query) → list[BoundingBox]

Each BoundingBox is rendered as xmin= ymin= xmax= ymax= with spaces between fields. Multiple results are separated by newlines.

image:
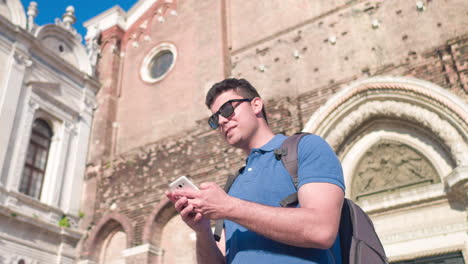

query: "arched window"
xmin=99 ymin=230 xmax=127 ymax=264
xmin=19 ymin=119 xmax=53 ymax=199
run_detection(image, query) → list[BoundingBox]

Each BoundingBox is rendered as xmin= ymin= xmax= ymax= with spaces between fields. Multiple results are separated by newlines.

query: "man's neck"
xmin=242 ymin=125 xmax=275 ymax=155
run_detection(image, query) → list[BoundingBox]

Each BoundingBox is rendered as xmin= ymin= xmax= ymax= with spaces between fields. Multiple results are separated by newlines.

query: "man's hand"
xmin=171 ymin=182 xmax=233 ymax=220
xmin=166 ymin=185 xmax=227 ymax=264
xmin=165 ymin=191 xmax=210 ymax=233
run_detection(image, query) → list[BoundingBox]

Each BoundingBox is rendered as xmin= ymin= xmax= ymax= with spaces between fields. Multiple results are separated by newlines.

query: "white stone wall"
xmin=0 ymin=1 xmax=99 ymax=263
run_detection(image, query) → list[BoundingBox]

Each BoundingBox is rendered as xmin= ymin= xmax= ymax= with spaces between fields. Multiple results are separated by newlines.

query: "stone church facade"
xmin=76 ymin=0 xmax=468 ymax=264
xmin=0 ymin=0 xmax=99 ymax=263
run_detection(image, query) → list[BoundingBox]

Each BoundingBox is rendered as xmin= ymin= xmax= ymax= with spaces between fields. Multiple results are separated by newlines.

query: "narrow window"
xmin=19 ymin=119 xmax=53 ymax=199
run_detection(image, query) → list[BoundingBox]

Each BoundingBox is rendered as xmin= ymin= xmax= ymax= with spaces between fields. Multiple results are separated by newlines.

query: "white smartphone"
xmin=168 ymin=176 xmax=199 ymax=191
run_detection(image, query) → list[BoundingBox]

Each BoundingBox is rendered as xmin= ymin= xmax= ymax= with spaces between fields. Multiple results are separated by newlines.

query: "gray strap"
xmin=279 ymin=133 xmax=310 ymax=207
xmin=213 ymin=170 xmax=242 ymax=241
xmin=279 ymin=193 xmax=298 ymax=207
xmin=213 ymin=219 xmax=224 ymax=242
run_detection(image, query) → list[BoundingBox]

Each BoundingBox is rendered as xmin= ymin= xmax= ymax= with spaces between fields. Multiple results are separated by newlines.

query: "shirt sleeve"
xmin=297 ymin=134 xmax=345 ymax=191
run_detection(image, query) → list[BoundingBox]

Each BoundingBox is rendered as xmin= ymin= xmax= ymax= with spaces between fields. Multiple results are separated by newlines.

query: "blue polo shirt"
xmin=225 ymin=134 xmax=345 ymax=264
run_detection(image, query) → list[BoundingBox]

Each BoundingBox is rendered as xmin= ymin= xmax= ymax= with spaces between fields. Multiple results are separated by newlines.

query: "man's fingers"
xmin=193 ymin=212 xmax=203 ymax=222
xmin=172 ymin=188 xmax=198 ymax=198
xmin=165 ymin=191 xmax=178 ymax=202
xmin=174 ymin=196 xmax=189 ymax=212
xmin=180 ymin=203 xmax=195 ymax=218
xmin=199 ymin=182 xmax=217 ymax=190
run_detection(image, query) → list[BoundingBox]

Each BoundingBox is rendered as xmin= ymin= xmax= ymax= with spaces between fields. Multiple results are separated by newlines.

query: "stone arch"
xmin=142 ymin=197 xmax=176 ymax=246
xmin=143 ymin=197 xmax=198 ymax=263
xmin=82 ymin=211 xmax=135 ymax=261
xmin=303 ymin=76 xmax=467 ymax=208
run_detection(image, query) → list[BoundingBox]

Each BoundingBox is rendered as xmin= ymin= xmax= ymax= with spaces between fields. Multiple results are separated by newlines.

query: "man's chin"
xmin=225 ymin=134 xmax=240 ymax=147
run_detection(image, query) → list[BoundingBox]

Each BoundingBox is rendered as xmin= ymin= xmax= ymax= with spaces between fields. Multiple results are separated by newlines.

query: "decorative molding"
xmin=0 ymin=231 xmax=75 ymax=263
xmin=13 ymin=51 xmax=33 ymax=67
xmin=445 ymin=166 xmax=468 ymax=190
xmin=27 ymin=99 xmax=39 ymax=111
xmin=83 ymin=97 xmax=97 ymax=112
xmin=29 ymin=91 xmax=78 ymax=121
xmin=381 ymin=222 xmax=466 ymax=244
xmin=64 ymin=121 xmax=77 ymax=135
xmin=303 ymin=78 xmax=468 ymax=173
xmin=389 ymin=246 xmax=465 ymax=263
xmin=313 ymin=98 xmax=467 ymax=168
xmin=304 ymin=77 xmax=468 ymax=135
xmin=358 ymin=183 xmax=446 ymax=213
xmin=445 ymin=166 xmax=468 ymax=203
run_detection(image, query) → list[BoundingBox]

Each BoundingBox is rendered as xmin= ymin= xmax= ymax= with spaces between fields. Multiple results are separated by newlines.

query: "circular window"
xmin=141 ymin=43 xmax=177 ymax=83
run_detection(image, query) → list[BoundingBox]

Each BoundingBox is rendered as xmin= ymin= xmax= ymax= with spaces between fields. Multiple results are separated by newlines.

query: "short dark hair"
xmin=205 ymin=78 xmax=268 ymax=122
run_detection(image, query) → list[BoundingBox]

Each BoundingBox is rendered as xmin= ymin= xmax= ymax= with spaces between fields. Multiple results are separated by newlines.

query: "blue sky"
xmin=20 ymin=0 xmax=138 ymax=41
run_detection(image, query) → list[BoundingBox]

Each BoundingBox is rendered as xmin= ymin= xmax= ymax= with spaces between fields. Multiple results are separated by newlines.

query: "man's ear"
xmin=251 ymin=97 xmax=263 ymax=116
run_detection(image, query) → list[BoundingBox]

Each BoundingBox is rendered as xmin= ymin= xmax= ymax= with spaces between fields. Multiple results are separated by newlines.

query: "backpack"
xmin=214 ymin=132 xmax=388 ymax=264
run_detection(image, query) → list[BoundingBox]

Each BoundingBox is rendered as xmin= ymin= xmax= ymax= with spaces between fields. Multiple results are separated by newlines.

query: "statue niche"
xmin=352 ymin=141 xmax=440 ymax=200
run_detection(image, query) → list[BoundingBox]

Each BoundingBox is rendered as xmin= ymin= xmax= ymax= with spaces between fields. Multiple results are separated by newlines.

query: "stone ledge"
xmin=359 ymin=183 xmax=446 ymax=214
xmin=0 ymin=185 xmax=81 ymax=229
xmin=445 ymin=166 xmax=468 ymax=199
xmin=122 ymin=243 xmax=164 ymax=257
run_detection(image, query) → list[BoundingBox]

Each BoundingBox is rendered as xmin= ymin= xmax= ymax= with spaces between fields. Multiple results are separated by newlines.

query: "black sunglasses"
xmin=208 ymin=98 xmax=253 ymax=129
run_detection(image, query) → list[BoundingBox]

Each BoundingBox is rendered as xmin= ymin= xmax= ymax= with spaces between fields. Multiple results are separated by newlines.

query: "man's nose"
xmin=218 ymin=114 xmax=229 ymax=127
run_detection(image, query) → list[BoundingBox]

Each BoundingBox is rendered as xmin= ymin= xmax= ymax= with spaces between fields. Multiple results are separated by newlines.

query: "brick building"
xmin=79 ymin=0 xmax=467 ymax=263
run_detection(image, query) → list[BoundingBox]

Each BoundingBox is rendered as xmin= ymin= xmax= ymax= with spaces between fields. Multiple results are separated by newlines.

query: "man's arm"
xmin=195 ymin=224 xmax=225 ymax=264
xmin=179 ymin=181 xmax=344 ymax=249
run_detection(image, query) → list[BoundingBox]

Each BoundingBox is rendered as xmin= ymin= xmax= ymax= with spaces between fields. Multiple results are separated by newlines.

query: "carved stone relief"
xmin=303 ymin=77 xmax=468 ymax=169
xmin=352 ymin=141 xmax=439 ymax=199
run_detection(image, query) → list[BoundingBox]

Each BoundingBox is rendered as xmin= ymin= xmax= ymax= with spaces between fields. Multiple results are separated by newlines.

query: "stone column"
xmin=0 ymin=45 xmax=32 ymax=185
xmin=5 ymin=99 xmax=37 ymax=191
xmin=41 ymin=120 xmax=74 ymax=207
xmin=61 ymin=95 xmax=95 ymax=214
xmin=87 ymin=26 xmax=124 ymax=161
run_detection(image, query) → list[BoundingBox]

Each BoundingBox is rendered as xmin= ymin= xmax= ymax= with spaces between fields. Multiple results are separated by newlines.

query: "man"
xmin=166 ymin=78 xmax=345 ymax=263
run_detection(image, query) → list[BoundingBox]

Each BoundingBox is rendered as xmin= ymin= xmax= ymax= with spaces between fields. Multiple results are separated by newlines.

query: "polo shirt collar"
xmin=254 ymin=134 xmax=287 ymax=152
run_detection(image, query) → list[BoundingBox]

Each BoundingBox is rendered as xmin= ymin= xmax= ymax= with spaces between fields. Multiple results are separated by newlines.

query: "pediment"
xmin=28 ymin=81 xmax=79 ymax=115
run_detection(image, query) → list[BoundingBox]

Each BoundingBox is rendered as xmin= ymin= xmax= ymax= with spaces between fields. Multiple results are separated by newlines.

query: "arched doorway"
xmin=303 ymin=76 xmax=467 ymax=262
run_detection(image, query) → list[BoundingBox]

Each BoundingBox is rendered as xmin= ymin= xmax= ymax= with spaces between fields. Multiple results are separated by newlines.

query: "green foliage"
xmin=78 ymin=211 xmax=85 ymax=218
xmin=58 ymin=215 xmax=70 ymax=228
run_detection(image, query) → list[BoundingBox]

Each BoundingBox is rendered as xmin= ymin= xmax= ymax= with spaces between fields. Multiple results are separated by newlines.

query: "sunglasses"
xmin=208 ymin=98 xmax=253 ymax=129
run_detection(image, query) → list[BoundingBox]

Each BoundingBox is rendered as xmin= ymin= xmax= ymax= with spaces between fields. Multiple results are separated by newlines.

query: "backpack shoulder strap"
xmin=276 ymin=132 xmax=310 ymax=207
xmin=213 ymin=167 xmax=244 ymax=241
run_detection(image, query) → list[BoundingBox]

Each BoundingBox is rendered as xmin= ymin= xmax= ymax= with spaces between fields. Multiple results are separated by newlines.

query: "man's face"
xmin=210 ymin=90 xmax=258 ymax=149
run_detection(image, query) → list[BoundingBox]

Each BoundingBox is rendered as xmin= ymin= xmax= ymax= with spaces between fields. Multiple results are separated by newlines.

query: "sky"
xmin=19 ymin=0 xmax=138 ymax=42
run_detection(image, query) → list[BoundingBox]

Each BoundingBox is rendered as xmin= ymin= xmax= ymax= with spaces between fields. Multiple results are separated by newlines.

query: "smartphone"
xmin=168 ymin=176 xmax=199 ymax=191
